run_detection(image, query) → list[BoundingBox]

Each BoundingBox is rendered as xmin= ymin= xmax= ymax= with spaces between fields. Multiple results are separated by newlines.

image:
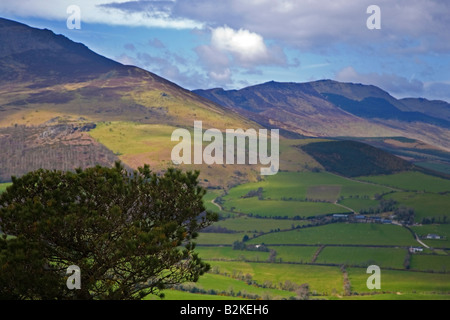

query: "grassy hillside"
xmin=357 ymin=171 xmax=450 ymax=192
xmin=212 ymin=216 xmax=308 ymax=233
xmin=222 ymin=198 xmax=349 ymax=219
xmin=87 ymin=121 xmax=292 ymax=188
xmin=223 ymin=171 xmax=391 ymax=202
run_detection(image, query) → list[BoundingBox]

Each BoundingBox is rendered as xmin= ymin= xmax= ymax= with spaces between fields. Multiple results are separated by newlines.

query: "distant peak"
xmin=0 ymin=17 xmax=122 ymax=83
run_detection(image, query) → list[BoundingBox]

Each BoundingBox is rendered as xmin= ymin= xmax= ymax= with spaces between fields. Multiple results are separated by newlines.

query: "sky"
xmin=1 ymin=0 xmax=449 ymax=102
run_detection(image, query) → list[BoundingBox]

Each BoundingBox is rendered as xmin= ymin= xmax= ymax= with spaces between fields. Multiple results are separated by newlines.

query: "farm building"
xmin=409 ymin=247 xmax=424 ymax=253
xmin=333 ymin=214 xmax=348 ymax=219
xmin=426 ymin=234 xmax=441 ymax=240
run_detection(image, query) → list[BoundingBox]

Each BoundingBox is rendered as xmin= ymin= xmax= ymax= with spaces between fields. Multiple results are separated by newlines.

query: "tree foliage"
xmin=301 ymin=140 xmax=414 ymax=177
xmin=0 ymin=162 xmax=218 ymax=300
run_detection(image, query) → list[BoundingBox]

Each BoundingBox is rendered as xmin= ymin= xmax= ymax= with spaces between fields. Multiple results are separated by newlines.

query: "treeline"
xmin=201 ymin=225 xmax=237 ymax=233
xmin=245 ymin=213 xmax=351 ymax=220
xmin=421 ymin=216 xmax=448 ymax=224
xmin=359 ymin=198 xmax=397 ymax=215
xmin=301 ymin=140 xmax=414 ymax=177
xmin=242 ymin=187 xmax=264 ymax=199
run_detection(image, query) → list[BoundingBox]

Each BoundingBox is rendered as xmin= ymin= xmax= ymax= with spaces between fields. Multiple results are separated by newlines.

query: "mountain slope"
xmin=301 ymin=140 xmax=415 ymax=177
xmin=0 ymin=17 xmax=255 ymax=130
xmin=399 ymin=98 xmax=450 ymax=122
xmin=194 ymin=80 xmax=450 ymax=150
xmin=194 ymin=81 xmax=404 ymax=138
xmin=0 ymin=17 xmax=261 ymax=186
xmin=1 ymin=17 xmax=447 ymax=188
xmin=0 ymin=18 xmax=122 ymax=84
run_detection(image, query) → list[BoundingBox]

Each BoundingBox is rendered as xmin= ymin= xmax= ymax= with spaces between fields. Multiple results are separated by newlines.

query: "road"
xmin=334 ymin=201 xmax=355 ymax=213
xmin=414 ymin=233 xmax=430 ymax=249
xmin=210 ymin=199 xmax=223 ymax=211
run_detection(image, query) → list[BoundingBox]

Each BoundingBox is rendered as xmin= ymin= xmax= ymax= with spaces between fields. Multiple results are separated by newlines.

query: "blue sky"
xmin=1 ymin=0 xmax=449 ymax=102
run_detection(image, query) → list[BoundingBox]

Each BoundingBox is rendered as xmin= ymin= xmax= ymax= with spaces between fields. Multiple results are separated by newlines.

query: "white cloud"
xmin=211 ymin=26 xmax=270 ymax=65
xmin=0 ymin=0 xmax=202 ymax=29
xmin=3 ymin=0 xmax=450 ymax=52
xmin=174 ymin=0 xmax=450 ymax=53
xmin=2 ymin=0 xmax=448 ymax=97
xmin=193 ymin=26 xmax=287 ymax=87
xmin=209 ymin=68 xmax=232 ymax=82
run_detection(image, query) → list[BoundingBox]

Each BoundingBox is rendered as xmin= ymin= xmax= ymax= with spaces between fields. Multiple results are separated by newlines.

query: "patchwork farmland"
xmin=161 ymin=170 xmax=450 ymax=300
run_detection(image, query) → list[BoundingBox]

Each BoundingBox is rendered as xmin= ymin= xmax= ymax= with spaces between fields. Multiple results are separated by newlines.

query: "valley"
xmin=161 ymin=168 xmax=450 ymax=300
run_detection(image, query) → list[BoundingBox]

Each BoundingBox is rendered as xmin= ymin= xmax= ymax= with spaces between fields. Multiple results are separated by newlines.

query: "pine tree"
xmin=0 ymin=162 xmax=217 ymax=300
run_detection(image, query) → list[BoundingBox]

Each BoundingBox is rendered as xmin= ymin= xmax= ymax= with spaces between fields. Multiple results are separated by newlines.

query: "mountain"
xmin=194 ymin=81 xmax=450 ymax=148
xmin=0 ymin=18 xmax=122 ymax=84
xmin=1 ymin=17 xmax=448 ymax=186
xmin=194 ymin=81 xmax=403 ymax=138
xmin=310 ymin=80 xmax=450 ymax=128
xmin=301 ymin=140 xmax=415 ymax=177
xmin=399 ymin=98 xmax=450 ymax=122
xmin=0 ymin=17 xmax=252 ymax=129
xmin=0 ymin=17 xmax=259 ymax=186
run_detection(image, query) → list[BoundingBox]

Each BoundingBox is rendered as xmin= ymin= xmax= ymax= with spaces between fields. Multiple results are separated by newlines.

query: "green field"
xmin=209 ymin=261 xmax=345 ymax=296
xmin=247 ymin=223 xmax=417 ymax=246
xmin=268 ymin=246 xmax=319 ymax=263
xmin=306 ymin=185 xmax=341 ymax=202
xmin=181 ymin=272 xmax=295 ymax=300
xmin=0 ymin=182 xmax=12 ymax=194
xmin=347 ymin=268 xmax=450 ymax=295
xmin=330 ymin=293 xmax=450 ymax=300
xmin=224 ymin=172 xmax=392 ymax=202
xmin=357 ymin=171 xmax=450 ymax=193
xmin=203 ymin=191 xmax=224 ymax=214
xmin=213 ymin=216 xmax=309 ymax=233
xmin=88 ymin=121 xmax=263 ymax=188
xmin=385 ymin=192 xmax=450 ymax=223
xmin=89 ymin=121 xmax=177 ymax=158
xmin=196 ymin=233 xmax=250 ymax=245
xmin=337 ymin=198 xmax=380 ymax=213
xmin=146 ymin=289 xmax=245 ymax=300
xmin=223 ymin=198 xmax=349 ymax=218
xmin=410 ymin=254 xmax=450 ymax=272
xmin=411 ymin=224 xmax=450 ymax=248
xmin=316 ymin=246 xmax=407 ymax=269
xmin=196 ymin=245 xmax=319 ymax=264
xmin=195 ymin=246 xmax=270 ymax=262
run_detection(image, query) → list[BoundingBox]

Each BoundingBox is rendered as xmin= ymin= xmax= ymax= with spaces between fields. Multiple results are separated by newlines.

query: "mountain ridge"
xmin=0 ymin=17 xmax=263 ymax=186
xmin=193 ymin=80 xmax=450 ymax=151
